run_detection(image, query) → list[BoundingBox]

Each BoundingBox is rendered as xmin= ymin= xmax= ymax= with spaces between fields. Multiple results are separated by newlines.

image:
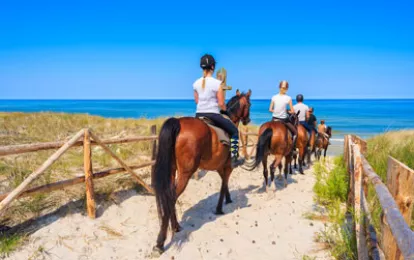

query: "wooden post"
xmin=353 ymin=144 xmax=369 ymax=260
xmin=84 ymin=129 xmax=96 ymax=219
xmin=88 ymin=130 xmax=154 ymax=194
xmin=381 ymin=156 xmax=414 ymax=260
xmin=0 ymin=129 xmax=85 ymax=217
xmin=150 ymin=125 xmax=157 ymax=176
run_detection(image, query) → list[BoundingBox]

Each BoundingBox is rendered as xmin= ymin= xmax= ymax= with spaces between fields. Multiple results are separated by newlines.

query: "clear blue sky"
xmin=1 ymin=1 xmax=413 ymax=99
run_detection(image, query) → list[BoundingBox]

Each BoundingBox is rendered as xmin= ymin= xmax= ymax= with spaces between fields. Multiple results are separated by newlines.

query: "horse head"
xmin=289 ymin=110 xmax=300 ymax=127
xmin=226 ymin=89 xmax=252 ymax=126
xmin=326 ymin=126 xmax=332 ymax=138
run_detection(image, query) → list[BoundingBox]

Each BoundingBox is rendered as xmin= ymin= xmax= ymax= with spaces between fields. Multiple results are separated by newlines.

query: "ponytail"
xmin=201 ymin=70 xmax=207 ymax=90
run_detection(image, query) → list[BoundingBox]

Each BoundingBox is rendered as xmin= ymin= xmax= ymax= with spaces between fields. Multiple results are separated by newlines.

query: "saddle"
xmin=197 ymin=116 xmax=231 ymax=146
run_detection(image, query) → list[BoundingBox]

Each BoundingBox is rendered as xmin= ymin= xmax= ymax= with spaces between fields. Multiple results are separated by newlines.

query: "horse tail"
xmin=252 ymin=128 xmax=273 ymax=169
xmin=153 ymin=117 xmax=181 ymax=227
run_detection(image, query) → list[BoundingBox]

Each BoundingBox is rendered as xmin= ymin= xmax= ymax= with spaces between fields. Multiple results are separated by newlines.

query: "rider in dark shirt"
xmin=306 ymin=107 xmax=318 ymax=134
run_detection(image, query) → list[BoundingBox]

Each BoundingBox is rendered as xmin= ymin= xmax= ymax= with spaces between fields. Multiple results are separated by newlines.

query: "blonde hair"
xmin=201 ymin=70 xmax=207 ymax=90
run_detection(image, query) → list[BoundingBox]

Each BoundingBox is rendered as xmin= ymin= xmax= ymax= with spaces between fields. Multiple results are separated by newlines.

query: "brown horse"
xmin=308 ymin=129 xmax=316 ymax=162
xmin=244 ymin=112 xmax=299 ymax=188
xmin=152 ymin=90 xmax=252 ymax=254
xmin=316 ymin=126 xmax=332 ymax=160
xmin=292 ymin=124 xmax=309 ymax=174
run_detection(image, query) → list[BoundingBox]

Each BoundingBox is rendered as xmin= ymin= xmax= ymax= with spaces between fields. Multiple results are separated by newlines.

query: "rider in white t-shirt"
xmin=269 ymin=81 xmax=298 ymax=149
xmin=193 ymin=54 xmax=244 ymax=168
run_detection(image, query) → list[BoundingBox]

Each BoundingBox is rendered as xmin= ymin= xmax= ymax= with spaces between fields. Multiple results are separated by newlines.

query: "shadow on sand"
xmin=165 ymin=184 xmax=259 ymax=251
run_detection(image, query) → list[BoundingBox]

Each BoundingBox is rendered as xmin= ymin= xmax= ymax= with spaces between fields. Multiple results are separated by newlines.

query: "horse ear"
xmin=296 ymin=110 xmax=300 ymax=116
xmin=236 ymin=89 xmax=241 ymax=96
xmin=247 ymin=89 xmax=252 ymax=97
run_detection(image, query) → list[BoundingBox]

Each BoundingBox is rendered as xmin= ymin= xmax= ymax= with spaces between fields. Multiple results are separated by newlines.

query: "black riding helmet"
xmin=200 ymin=54 xmax=216 ymax=70
xmin=296 ymin=94 xmax=304 ymax=102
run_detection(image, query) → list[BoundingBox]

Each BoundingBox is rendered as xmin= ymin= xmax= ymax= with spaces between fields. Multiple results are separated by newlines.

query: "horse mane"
xmin=226 ymin=94 xmax=245 ymax=116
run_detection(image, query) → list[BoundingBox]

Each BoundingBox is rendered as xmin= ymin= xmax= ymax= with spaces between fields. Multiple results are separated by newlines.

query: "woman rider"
xmin=269 ymin=80 xmax=298 ymax=150
xmin=193 ymin=54 xmax=244 ymax=168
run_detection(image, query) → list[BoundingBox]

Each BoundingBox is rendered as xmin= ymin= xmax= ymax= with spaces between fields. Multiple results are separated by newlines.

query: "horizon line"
xmin=1 ymin=97 xmax=414 ymax=101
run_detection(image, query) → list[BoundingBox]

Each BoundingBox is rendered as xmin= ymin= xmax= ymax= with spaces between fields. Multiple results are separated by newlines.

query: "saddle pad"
xmin=197 ymin=117 xmax=230 ymax=145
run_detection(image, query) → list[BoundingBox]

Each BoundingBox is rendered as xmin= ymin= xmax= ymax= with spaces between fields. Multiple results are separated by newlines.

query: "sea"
xmin=1 ymin=99 xmax=414 ymax=155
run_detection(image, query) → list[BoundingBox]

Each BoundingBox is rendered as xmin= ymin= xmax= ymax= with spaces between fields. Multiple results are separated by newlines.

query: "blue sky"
xmin=0 ymin=1 xmax=413 ymax=99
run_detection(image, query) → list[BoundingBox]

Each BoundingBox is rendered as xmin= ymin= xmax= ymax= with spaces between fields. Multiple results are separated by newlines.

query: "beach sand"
xmin=8 ymin=158 xmax=332 ymax=260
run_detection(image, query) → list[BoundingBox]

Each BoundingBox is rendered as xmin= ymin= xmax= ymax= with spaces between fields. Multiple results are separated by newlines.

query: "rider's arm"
xmin=288 ymin=99 xmax=295 ymax=114
xmin=217 ymin=86 xmax=226 ymax=111
xmin=194 ymin=90 xmax=199 ymax=104
xmin=269 ymin=101 xmax=274 ymax=113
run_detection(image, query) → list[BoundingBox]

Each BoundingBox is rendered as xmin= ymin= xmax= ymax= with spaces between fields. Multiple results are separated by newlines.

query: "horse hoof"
xmin=299 ymin=170 xmax=304 ymax=175
xmin=151 ymin=246 xmax=164 ymax=257
xmin=215 ymin=210 xmax=225 ymax=215
xmin=174 ymin=224 xmax=182 ymax=232
xmin=225 ymin=199 xmax=233 ymax=204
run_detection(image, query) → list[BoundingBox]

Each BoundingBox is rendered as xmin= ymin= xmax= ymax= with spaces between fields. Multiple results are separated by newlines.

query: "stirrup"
xmin=231 ymin=156 xmax=244 ymax=168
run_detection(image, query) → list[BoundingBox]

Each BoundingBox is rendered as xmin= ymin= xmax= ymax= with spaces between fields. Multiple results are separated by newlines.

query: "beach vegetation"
xmin=312 ymin=156 xmax=357 ymax=260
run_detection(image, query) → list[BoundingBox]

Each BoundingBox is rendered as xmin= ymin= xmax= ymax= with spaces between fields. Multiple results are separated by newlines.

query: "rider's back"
xmin=193 ymin=77 xmax=222 ymax=114
xmin=293 ymin=103 xmax=308 ymax=121
xmin=271 ymin=94 xmax=291 ymax=119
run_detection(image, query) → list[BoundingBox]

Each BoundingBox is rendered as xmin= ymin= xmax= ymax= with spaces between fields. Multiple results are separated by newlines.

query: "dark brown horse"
xmin=316 ymin=126 xmax=332 ymax=160
xmin=152 ymin=90 xmax=252 ymax=254
xmin=292 ymin=124 xmax=309 ymax=174
xmin=244 ymin=112 xmax=299 ymax=189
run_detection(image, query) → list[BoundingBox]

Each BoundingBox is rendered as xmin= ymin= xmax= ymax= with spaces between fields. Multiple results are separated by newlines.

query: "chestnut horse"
xmin=152 ymin=90 xmax=251 ymax=254
xmin=316 ymin=126 xmax=332 ymax=160
xmin=292 ymin=124 xmax=309 ymax=174
xmin=308 ymin=130 xmax=316 ymax=162
xmin=244 ymin=112 xmax=299 ymax=188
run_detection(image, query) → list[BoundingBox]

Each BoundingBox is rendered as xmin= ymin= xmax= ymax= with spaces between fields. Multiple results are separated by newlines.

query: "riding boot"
xmin=230 ymin=135 xmax=244 ymax=168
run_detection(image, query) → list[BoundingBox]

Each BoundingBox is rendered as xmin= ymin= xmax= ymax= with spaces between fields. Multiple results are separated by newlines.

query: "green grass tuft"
xmin=0 ymin=233 xmax=24 ymax=257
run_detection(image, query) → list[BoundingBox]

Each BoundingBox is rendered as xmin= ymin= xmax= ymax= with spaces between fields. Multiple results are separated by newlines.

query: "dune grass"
xmin=312 ymin=156 xmax=357 ymax=260
xmin=364 ymin=130 xmax=414 ymax=231
xmin=0 ymin=112 xmax=258 ymax=254
xmin=0 ymin=112 xmax=168 ymax=227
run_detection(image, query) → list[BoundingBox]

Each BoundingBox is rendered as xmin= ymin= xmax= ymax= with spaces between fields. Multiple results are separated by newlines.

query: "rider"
xmin=306 ymin=107 xmax=318 ymax=135
xmin=318 ymin=120 xmax=330 ymax=140
xmin=293 ymin=94 xmax=311 ymax=136
xmin=193 ymin=54 xmax=244 ymax=168
xmin=269 ymin=80 xmax=297 ymax=150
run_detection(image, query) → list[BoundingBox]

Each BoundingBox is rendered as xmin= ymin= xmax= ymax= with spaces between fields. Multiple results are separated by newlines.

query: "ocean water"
xmin=1 ymin=99 xmax=414 ymax=142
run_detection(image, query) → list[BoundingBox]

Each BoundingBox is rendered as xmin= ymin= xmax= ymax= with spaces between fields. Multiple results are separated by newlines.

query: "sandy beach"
xmin=8 ymin=158 xmax=331 ymax=260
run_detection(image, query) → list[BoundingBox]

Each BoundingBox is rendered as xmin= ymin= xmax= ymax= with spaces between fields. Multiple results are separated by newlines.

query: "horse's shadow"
xmin=165 ymin=184 xmax=258 ymax=251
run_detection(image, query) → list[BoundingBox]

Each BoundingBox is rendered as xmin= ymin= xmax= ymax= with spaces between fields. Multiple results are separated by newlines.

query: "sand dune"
xmin=9 ymin=160 xmax=331 ymax=260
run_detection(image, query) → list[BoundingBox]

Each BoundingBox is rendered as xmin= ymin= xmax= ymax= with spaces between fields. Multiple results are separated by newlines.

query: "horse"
xmin=316 ymin=126 xmax=332 ymax=160
xmin=308 ymin=129 xmax=316 ymax=162
xmin=244 ymin=112 xmax=299 ymax=189
xmin=292 ymin=124 xmax=309 ymax=174
xmin=152 ymin=90 xmax=252 ymax=254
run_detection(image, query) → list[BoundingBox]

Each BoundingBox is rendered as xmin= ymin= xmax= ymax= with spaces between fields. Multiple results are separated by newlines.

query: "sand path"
xmin=9 ymin=160 xmax=331 ymax=260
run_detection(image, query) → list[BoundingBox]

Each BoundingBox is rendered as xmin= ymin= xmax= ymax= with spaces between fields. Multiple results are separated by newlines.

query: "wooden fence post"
xmin=0 ymin=129 xmax=85 ymax=217
xmin=150 ymin=125 xmax=157 ymax=176
xmin=381 ymin=156 xmax=414 ymax=260
xmin=84 ymin=129 xmax=96 ymax=219
xmin=353 ymin=144 xmax=369 ymax=260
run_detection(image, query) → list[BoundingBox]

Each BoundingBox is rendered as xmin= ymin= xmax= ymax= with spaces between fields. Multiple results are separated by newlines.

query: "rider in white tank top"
xmin=193 ymin=77 xmax=222 ymax=114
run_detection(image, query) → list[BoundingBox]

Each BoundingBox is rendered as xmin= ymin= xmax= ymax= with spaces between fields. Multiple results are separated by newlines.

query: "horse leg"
xmin=263 ymin=155 xmax=270 ymax=190
xmin=284 ymin=154 xmax=292 ymax=187
xmin=293 ymin=153 xmax=297 ymax=169
xmin=324 ymin=146 xmax=328 ymax=158
xmin=299 ymin=147 xmax=305 ymax=174
xmin=277 ymin=162 xmax=283 ymax=180
xmin=216 ymin=166 xmax=231 ymax=215
xmin=271 ymin=155 xmax=283 ymax=188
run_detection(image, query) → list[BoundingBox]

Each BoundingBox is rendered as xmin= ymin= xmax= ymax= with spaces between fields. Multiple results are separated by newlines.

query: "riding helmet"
xmin=296 ymin=94 xmax=304 ymax=102
xmin=200 ymin=54 xmax=216 ymax=69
